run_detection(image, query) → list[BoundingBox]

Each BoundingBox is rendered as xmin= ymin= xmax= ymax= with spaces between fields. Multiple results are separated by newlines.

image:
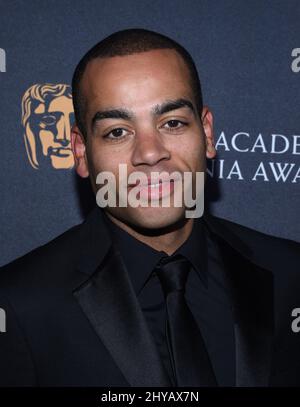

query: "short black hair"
xmin=72 ymin=28 xmax=203 ymax=137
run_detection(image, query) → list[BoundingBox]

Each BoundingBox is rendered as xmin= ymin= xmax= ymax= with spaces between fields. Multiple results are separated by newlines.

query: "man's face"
xmin=27 ymin=95 xmax=74 ymax=169
xmin=73 ymin=49 xmax=215 ymax=230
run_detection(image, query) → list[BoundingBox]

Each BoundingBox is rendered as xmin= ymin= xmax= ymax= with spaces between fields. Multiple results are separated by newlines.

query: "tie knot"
xmin=154 ymin=254 xmax=191 ymax=297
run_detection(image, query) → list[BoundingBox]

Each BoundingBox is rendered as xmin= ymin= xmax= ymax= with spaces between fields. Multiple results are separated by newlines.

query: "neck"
xmin=105 ymin=212 xmax=194 ymax=256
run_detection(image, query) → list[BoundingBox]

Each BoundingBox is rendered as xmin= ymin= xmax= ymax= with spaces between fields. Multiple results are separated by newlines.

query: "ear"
xmin=71 ymin=124 xmax=89 ymax=178
xmin=201 ymin=106 xmax=216 ymax=159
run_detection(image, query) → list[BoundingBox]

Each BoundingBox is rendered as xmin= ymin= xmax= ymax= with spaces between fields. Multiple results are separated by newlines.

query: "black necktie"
xmin=154 ymin=254 xmax=217 ymax=386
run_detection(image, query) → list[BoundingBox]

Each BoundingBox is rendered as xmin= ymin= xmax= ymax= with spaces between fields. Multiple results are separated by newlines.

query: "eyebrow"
xmin=92 ymin=108 xmax=133 ymax=128
xmin=91 ymin=98 xmax=195 ymax=131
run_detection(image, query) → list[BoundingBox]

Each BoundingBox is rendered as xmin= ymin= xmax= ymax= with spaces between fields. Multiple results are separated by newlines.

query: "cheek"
xmin=39 ymin=130 xmax=54 ymax=151
xmin=174 ymin=134 xmax=205 ymax=170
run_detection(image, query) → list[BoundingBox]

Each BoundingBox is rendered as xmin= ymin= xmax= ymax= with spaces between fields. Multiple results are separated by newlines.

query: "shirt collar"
xmin=174 ymin=215 xmax=207 ymax=286
xmin=103 ymin=212 xmax=208 ymax=296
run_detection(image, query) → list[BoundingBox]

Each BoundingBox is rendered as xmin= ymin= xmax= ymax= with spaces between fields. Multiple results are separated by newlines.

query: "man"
xmin=0 ymin=28 xmax=299 ymax=387
xmin=22 ymin=83 xmax=74 ymax=170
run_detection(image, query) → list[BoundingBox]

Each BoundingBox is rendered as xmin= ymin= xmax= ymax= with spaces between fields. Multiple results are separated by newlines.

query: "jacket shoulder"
xmin=0 ymin=222 xmax=83 ymax=291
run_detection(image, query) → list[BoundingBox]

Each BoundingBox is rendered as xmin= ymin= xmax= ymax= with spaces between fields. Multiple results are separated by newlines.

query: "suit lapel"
xmin=72 ymin=207 xmax=171 ymax=387
xmin=203 ymin=213 xmax=275 ymax=386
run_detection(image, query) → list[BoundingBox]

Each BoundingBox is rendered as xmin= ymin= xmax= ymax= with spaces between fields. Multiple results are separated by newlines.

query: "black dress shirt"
xmin=102 ymin=213 xmax=236 ymax=386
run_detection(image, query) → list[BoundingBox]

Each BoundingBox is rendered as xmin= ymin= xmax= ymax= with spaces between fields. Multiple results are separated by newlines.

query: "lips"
xmin=48 ymin=147 xmax=72 ymax=157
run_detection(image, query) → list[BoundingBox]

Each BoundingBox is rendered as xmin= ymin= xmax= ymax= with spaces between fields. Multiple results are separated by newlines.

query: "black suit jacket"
xmin=0 ymin=206 xmax=299 ymax=386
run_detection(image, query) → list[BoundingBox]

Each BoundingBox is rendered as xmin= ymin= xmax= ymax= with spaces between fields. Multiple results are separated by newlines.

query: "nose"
xmin=131 ymin=130 xmax=171 ymax=168
xmin=56 ymin=116 xmax=71 ymax=146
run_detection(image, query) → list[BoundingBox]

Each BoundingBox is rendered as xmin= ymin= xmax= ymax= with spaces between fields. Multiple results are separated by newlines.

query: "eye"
xmin=103 ymin=128 xmax=130 ymax=140
xmin=162 ymin=120 xmax=187 ymax=131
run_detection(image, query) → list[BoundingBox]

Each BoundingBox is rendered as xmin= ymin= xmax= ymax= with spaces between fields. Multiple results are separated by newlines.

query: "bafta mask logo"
xmin=22 ymin=84 xmax=74 ymax=170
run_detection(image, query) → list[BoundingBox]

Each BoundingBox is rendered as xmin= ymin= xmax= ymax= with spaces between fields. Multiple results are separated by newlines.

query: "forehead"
xmin=33 ymin=95 xmax=73 ymax=114
xmin=81 ymin=49 xmax=194 ymax=112
xmin=48 ymin=96 xmax=73 ymax=113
